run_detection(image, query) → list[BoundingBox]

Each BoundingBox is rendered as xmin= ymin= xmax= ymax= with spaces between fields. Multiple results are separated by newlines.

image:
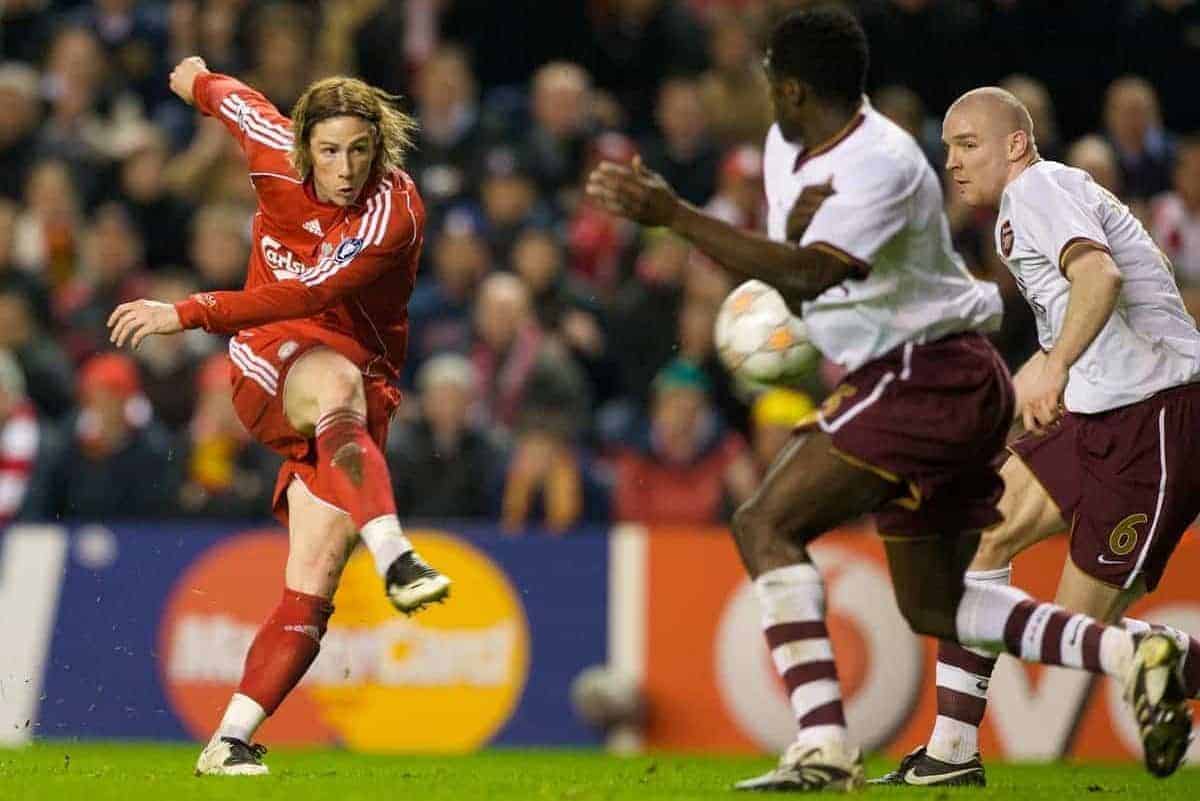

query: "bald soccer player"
xmin=874 ymin=86 xmax=1200 ymax=787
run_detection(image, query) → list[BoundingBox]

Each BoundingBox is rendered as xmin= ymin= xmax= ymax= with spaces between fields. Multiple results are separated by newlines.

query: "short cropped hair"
xmin=767 ymin=6 xmax=869 ymax=109
xmin=290 ymin=76 xmax=418 ymax=180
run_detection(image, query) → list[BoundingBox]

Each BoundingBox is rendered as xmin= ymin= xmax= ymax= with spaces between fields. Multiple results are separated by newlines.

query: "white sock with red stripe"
xmin=927 ymin=565 xmax=1010 ymax=764
xmin=754 ymin=563 xmax=848 ymax=751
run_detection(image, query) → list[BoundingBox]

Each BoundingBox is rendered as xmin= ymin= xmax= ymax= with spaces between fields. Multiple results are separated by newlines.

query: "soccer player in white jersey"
xmin=587 ymin=8 xmax=1191 ymax=792
xmin=873 ymin=86 xmax=1200 ymax=787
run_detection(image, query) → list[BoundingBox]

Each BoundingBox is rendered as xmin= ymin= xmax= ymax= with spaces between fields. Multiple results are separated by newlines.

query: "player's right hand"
xmin=169 ymin=56 xmax=209 ymax=106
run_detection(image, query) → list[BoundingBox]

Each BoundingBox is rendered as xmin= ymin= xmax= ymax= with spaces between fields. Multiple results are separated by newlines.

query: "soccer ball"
xmin=569 ymin=665 xmax=644 ymax=732
xmin=715 ymin=280 xmax=821 ymax=385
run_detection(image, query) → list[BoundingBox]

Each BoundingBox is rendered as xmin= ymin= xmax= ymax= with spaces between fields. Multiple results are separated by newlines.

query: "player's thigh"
xmin=737 ymin=430 xmax=900 ymax=541
xmin=283 ymin=347 xmax=366 ymax=435
xmin=284 ymin=478 xmax=358 ymax=598
xmin=971 ymin=454 xmax=1068 ymax=570
xmin=885 ymin=532 xmax=981 ymax=639
xmin=1055 ymin=552 xmax=1147 ymax=622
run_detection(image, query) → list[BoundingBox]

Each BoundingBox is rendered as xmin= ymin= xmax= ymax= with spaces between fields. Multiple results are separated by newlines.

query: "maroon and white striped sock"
xmin=956 ymin=583 xmax=1133 ymax=678
xmin=754 ymin=563 xmax=847 ymax=749
xmin=928 ymin=566 xmax=1010 ymax=764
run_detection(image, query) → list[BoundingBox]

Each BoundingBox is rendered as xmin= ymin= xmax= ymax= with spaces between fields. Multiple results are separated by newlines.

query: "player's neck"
xmin=1004 ymin=150 xmax=1042 ymax=190
xmin=800 ymin=103 xmax=862 ymax=155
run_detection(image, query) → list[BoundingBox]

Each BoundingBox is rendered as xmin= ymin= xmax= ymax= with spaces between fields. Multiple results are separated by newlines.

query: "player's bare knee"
xmin=315 ymin=357 xmax=365 ymax=413
xmin=731 ymin=499 xmax=771 ymax=571
xmin=897 ymin=600 xmax=957 ymax=640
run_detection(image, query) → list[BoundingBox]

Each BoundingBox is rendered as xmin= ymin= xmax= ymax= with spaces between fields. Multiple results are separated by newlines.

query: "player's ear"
xmin=1007 ymin=130 xmax=1030 ymax=163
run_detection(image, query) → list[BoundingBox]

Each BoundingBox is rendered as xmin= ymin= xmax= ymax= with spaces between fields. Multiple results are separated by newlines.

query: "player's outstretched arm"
xmin=107 ymin=300 xmax=183 ymax=349
xmin=586 ymin=159 xmax=855 ymax=310
xmin=169 ymin=56 xmax=208 ymax=106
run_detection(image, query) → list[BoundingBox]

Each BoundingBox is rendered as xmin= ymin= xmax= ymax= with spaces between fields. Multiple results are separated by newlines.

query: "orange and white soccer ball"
xmin=715 ymin=280 xmax=821 ymax=385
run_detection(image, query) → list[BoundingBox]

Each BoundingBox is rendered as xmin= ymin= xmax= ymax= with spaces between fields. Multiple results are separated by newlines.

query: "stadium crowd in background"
xmin=0 ymin=0 xmax=1197 ymax=527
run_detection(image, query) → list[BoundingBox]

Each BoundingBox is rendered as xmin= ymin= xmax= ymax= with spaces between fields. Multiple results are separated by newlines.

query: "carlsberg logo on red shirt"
xmin=261 ymin=235 xmax=312 ymax=279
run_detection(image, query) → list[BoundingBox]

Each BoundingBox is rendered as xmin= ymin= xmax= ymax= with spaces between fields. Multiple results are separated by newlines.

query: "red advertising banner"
xmin=635 ymin=524 xmax=1200 ymax=760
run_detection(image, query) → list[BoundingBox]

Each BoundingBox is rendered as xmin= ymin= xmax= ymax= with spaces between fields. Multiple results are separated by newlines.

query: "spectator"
xmin=587 ymin=0 xmax=709 ymax=133
xmin=705 ymin=145 xmax=765 ymax=230
xmin=0 ymin=291 xmax=74 ymax=420
xmin=471 ymin=272 xmax=590 ymax=435
xmin=478 ymin=145 xmax=555 ymax=263
xmin=641 ymin=77 xmax=720 ymax=205
xmin=0 ymin=62 xmax=43 ymax=202
xmin=13 ymin=160 xmax=82 ymax=286
xmin=1104 ymin=75 xmax=1177 ymax=201
xmin=697 ymin=11 xmax=772 ymax=148
xmin=405 ymin=208 xmax=490 ymax=385
xmin=189 ymin=203 xmax=250 ymax=291
xmin=1066 ymin=134 xmax=1123 ymax=196
xmin=749 ymin=387 xmax=815 ymax=474
xmin=500 ymin=417 xmax=610 ymax=534
xmin=45 ymin=352 xmax=177 ymax=519
xmin=55 ymin=202 xmax=149 ymax=362
xmin=609 ymin=231 xmax=689 ymax=406
xmin=521 ymin=62 xmax=596 ymax=210
xmin=566 ymin=132 xmax=642 ymax=299
xmin=0 ymin=348 xmax=54 ymax=525
xmin=0 ymin=198 xmax=50 ymax=326
xmin=134 ymin=270 xmax=212 ymax=431
xmin=512 ymin=227 xmax=619 ymax=406
xmin=38 ymin=25 xmax=132 ymax=203
xmin=612 ymin=358 xmax=756 ymax=525
xmin=1001 ymin=74 xmax=1062 ymax=163
xmin=387 ymin=354 xmax=504 ymax=519
xmin=109 ymin=123 xmax=195 ymax=269
xmin=68 ymin=0 xmax=171 ymax=115
xmin=1151 ymin=136 xmax=1200 ymax=319
xmin=243 ymin=3 xmax=314 ymax=113
xmin=177 ymin=353 xmax=279 ymax=519
xmin=407 ymin=47 xmax=486 ymax=221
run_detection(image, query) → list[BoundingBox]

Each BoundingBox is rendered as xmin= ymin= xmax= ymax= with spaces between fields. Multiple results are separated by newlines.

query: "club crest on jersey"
xmin=332 ymin=237 xmax=365 ymax=265
xmin=1000 ymin=220 xmax=1014 ymax=257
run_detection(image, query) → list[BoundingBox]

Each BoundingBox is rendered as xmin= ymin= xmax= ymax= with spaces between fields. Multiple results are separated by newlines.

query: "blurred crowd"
xmin=1 ymin=0 xmax=1198 ymax=531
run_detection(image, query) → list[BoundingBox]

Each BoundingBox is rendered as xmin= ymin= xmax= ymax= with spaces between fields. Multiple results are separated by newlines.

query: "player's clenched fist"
xmin=107 ymin=299 xmax=183 ymax=349
xmin=169 ymin=56 xmax=209 ymax=105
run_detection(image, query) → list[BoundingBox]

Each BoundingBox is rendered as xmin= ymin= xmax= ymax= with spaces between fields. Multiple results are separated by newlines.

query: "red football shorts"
xmin=226 ymin=325 xmax=401 ymax=525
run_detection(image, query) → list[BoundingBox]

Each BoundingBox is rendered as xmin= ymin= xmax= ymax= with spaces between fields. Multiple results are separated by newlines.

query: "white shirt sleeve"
xmin=799 ymin=162 xmax=911 ymax=272
xmin=1012 ymin=169 xmax=1111 ymax=272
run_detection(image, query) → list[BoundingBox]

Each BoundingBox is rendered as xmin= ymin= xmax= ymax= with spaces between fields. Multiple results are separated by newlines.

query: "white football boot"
xmin=194 ymin=736 xmax=270 ymax=776
xmin=735 ymin=738 xmax=865 ymax=792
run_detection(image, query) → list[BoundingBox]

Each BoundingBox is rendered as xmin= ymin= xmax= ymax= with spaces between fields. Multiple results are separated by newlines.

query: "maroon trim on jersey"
xmin=808 ymin=240 xmax=870 ymax=278
xmin=1058 ymin=237 xmax=1111 ymax=277
xmin=792 ymin=111 xmax=866 ymax=172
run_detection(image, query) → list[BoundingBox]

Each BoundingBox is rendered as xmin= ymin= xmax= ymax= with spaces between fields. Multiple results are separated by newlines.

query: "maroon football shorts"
xmin=1009 ymin=381 xmax=1200 ymax=590
xmin=799 ymin=332 xmax=1015 ymax=539
xmin=227 ymin=325 xmax=401 ymax=526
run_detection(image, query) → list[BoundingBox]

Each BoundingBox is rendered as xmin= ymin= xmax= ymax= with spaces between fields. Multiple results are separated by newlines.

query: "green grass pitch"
xmin=2 ymin=743 xmax=1199 ymax=800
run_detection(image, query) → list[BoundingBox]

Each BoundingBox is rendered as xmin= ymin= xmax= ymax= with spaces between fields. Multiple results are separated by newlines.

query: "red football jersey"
xmin=173 ymin=72 xmax=425 ymax=380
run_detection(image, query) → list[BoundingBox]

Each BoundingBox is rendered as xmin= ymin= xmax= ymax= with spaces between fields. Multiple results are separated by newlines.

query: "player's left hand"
xmin=586 ymin=156 xmax=680 ymax=227
xmin=1023 ymin=356 xmax=1068 ymax=433
xmin=107 ymin=300 xmax=183 ymax=349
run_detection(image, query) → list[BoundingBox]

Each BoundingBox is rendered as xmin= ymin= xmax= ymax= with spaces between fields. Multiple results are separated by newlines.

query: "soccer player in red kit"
xmin=107 ymin=57 xmax=450 ymax=775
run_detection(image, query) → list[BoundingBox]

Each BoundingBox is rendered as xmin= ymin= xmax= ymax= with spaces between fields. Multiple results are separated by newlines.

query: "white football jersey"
xmin=996 ymin=160 xmax=1200 ymax=413
xmin=763 ymin=103 xmax=1002 ymax=372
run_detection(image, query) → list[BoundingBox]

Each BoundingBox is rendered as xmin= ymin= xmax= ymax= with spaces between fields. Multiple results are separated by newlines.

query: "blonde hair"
xmin=289 ymin=76 xmax=418 ymax=180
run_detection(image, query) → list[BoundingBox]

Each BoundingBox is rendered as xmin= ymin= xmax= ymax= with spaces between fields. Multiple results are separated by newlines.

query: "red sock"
xmin=314 ymin=408 xmax=396 ymax=529
xmin=237 ymin=588 xmax=334 ymax=714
